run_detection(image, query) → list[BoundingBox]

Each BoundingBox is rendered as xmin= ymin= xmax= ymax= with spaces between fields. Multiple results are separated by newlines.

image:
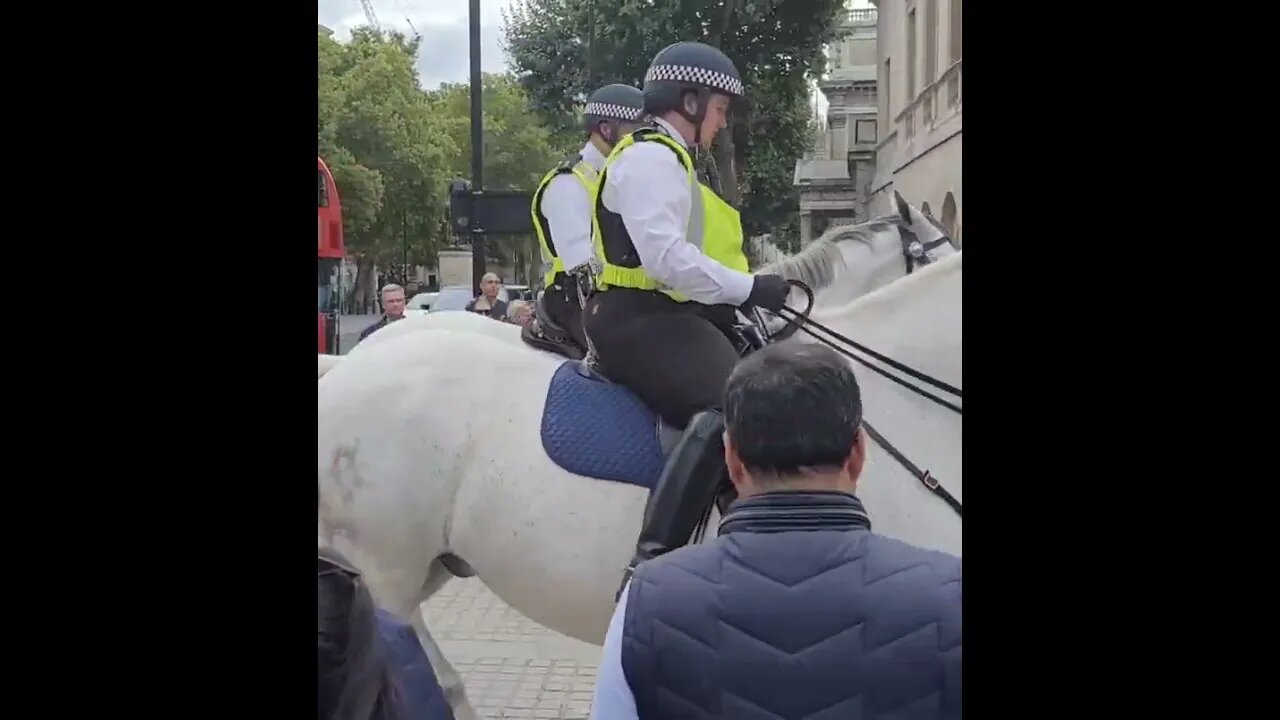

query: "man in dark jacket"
xmin=590 ymin=343 xmax=962 ymax=720
xmin=464 ymin=272 xmax=508 ymax=320
xmin=357 ymin=283 xmax=408 ymax=344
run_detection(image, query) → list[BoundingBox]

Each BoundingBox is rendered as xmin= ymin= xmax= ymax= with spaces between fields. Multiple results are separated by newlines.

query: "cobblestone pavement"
xmin=422 ymin=578 xmax=601 ymax=719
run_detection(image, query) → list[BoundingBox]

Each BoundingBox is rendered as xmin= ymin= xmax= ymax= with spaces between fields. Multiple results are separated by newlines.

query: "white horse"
xmin=318 ymin=231 xmax=960 ymax=719
xmin=317 ymin=192 xmax=955 ymax=380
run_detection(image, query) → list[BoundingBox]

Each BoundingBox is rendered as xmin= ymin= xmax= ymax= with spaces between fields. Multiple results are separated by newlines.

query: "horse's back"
xmin=349 ymin=310 xmax=525 ymax=356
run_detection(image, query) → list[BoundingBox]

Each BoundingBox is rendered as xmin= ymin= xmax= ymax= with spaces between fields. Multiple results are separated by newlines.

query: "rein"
xmin=754 ymin=280 xmax=963 ymax=518
xmin=776 ymin=307 xmax=961 ymax=414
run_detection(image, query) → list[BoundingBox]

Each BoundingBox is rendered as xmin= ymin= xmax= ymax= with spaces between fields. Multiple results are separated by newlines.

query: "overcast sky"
xmin=318 ymin=0 xmax=516 ymax=90
xmin=318 ymin=0 xmax=875 ymax=114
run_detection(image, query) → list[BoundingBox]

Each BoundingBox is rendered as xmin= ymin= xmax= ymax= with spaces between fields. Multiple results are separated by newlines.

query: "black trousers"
xmin=583 ymin=288 xmax=742 ymax=428
xmin=542 ymin=282 xmax=589 ymax=351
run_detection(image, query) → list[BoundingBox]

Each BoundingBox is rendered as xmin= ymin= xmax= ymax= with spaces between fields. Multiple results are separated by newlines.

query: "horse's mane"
xmin=761 ymin=218 xmax=900 ymax=291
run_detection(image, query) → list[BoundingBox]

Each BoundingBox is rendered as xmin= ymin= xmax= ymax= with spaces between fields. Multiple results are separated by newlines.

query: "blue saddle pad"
xmin=541 ymin=361 xmax=664 ymax=490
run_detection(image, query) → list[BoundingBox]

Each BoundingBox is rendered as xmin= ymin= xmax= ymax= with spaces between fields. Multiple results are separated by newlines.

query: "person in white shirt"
xmin=580 ymin=41 xmax=791 ymax=598
xmin=527 ymin=84 xmax=646 ymax=357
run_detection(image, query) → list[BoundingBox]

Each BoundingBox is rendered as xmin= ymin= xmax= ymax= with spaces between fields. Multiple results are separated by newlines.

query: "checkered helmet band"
xmin=644 ymin=63 xmax=744 ymax=96
xmin=584 ymin=102 xmax=643 ymax=121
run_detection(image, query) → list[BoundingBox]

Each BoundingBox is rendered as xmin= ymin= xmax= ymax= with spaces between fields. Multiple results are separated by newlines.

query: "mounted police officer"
xmin=581 ymin=41 xmax=791 ymax=594
xmin=526 ymin=84 xmax=646 ymax=358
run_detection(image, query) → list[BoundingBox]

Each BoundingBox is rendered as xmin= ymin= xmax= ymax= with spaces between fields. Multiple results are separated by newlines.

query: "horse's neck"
xmin=814 ymin=252 xmax=962 ymax=553
xmin=818 ymin=250 xmax=960 ymax=326
xmin=813 ymin=252 xmax=962 ymax=385
xmin=811 ymin=238 xmax=906 ymax=310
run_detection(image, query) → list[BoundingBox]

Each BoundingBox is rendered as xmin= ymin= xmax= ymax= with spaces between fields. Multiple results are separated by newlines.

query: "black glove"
xmin=746 ymin=274 xmax=790 ymax=313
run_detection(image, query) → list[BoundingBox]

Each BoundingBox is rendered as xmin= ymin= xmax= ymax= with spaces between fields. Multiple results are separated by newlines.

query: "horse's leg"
xmin=411 ymin=604 xmax=477 ymax=720
xmin=411 ymin=557 xmax=478 ymax=720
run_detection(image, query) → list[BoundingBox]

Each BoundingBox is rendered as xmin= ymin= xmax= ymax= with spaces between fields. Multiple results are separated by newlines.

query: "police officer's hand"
xmin=746 ymin=274 xmax=790 ymax=313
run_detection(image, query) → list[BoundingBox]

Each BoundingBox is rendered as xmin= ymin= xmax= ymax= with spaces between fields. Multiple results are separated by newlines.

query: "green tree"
xmin=318 ymin=28 xmax=456 ymax=301
xmin=426 ymin=73 xmax=578 ymax=283
xmin=502 ymin=0 xmax=844 ymax=250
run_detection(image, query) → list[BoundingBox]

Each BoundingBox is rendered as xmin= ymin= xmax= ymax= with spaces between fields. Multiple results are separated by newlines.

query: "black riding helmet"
xmin=642 ymin=41 xmax=744 ymax=145
xmin=582 ymin=83 xmax=646 ymax=144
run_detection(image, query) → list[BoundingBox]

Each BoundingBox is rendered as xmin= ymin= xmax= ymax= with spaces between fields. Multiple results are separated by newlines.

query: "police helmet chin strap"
xmin=676 ymin=87 xmax=711 ymax=147
xmin=673 ymin=87 xmax=724 ymax=194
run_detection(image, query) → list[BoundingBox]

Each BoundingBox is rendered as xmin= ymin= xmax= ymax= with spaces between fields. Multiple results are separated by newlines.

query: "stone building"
xmin=865 ymin=0 xmax=962 ymax=243
xmin=793 ymin=6 xmax=880 ymax=245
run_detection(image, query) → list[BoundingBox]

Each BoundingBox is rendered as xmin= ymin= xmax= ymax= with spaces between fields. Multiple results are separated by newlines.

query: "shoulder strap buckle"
xmin=556 ymin=152 xmax=583 ymax=173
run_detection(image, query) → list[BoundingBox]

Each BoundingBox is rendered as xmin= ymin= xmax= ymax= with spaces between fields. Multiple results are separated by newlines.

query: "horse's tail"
xmin=319 ymin=353 xmax=343 ymax=379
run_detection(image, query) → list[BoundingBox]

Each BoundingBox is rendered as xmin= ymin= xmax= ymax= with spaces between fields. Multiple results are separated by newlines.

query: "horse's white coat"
xmin=803 ymin=253 xmax=962 ymax=552
xmin=317 ymin=198 xmax=960 ymax=718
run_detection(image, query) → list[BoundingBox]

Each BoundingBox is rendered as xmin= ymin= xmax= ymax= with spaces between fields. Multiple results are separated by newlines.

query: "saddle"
xmin=520 ymin=290 xmax=586 ymax=360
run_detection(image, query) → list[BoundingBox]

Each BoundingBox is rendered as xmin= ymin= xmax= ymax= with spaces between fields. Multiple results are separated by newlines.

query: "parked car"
xmin=406 ymin=291 xmax=438 ymax=316
xmin=428 ymin=286 xmax=476 ymax=312
xmin=504 ymin=285 xmax=532 ymax=302
xmin=429 ymin=284 xmax=532 ymax=312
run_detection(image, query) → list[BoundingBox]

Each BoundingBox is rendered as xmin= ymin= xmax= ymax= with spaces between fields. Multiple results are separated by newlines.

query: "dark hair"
xmin=723 ymin=343 xmax=863 ymax=478
xmin=318 ymin=548 xmax=403 ymax=720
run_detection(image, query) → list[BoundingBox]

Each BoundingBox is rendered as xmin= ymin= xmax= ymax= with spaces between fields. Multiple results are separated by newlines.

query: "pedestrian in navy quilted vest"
xmin=590 ymin=343 xmax=962 ymax=720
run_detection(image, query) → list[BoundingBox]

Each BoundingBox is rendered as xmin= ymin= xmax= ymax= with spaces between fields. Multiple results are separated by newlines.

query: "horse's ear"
xmin=893 ymin=190 xmax=915 ymax=223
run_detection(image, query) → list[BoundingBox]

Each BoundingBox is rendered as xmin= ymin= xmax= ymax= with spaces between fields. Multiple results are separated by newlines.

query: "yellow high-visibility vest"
xmin=589 ymin=127 xmax=749 ymax=302
xmin=531 ymin=154 xmax=600 ymax=289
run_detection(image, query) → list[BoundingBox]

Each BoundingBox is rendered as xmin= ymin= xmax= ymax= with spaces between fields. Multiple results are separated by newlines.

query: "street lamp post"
xmin=468 ymin=0 xmax=485 ymax=297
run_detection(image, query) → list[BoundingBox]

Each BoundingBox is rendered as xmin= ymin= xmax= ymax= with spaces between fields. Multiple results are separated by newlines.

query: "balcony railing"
xmin=896 ymin=59 xmax=961 ymax=141
xmin=848 ymin=8 xmax=877 ymax=25
xmin=945 ymin=59 xmax=962 ymax=108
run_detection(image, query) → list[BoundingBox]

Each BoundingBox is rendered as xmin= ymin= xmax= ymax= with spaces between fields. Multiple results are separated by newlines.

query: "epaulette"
xmin=627 ymin=125 xmax=664 ymax=142
xmin=555 ymin=152 xmax=583 ymax=173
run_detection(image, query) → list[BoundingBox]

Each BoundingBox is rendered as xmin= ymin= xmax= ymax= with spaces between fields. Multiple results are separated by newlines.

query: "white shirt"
xmin=589 ymin=581 xmax=639 ymax=720
xmin=541 ymin=141 xmax=606 ymax=272
xmin=599 ymin=117 xmax=755 ymax=306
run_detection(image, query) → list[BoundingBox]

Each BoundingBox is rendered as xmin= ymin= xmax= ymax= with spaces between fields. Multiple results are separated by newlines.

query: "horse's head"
xmin=760 ymin=191 xmax=958 ymax=314
xmin=888 ymin=190 xmax=959 ymax=274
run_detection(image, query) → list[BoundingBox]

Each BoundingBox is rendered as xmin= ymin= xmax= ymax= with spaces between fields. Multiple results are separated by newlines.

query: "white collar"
xmin=651 ymin=116 xmax=690 ymax=147
xmin=579 ymin=140 xmax=606 ymax=171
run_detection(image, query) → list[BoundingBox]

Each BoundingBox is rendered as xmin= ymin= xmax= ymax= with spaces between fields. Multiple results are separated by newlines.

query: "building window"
xmin=951 ymin=0 xmax=962 ymax=61
xmin=856 ymin=119 xmax=877 ymax=144
xmin=907 ymin=8 xmax=917 ymax=100
xmin=925 ymin=0 xmax=938 ymax=84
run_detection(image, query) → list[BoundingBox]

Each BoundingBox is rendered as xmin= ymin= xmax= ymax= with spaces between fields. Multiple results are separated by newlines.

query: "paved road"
xmin=422 ymin=579 xmax=601 ymax=719
xmin=330 ymin=313 xmax=602 ymax=718
xmin=335 ymin=312 xmax=382 ymax=354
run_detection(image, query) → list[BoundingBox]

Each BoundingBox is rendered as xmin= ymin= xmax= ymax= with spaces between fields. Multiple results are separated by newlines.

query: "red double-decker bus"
xmin=318 ymin=156 xmax=344 ymax=353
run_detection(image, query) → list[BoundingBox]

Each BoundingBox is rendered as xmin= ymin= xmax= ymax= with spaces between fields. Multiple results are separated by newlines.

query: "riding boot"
xmin=616 ymin=409 xmax=728 ymax=600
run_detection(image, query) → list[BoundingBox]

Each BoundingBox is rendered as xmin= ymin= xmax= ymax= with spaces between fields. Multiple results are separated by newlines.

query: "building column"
xmin=800 ymin=211 xmax=813 ymax=246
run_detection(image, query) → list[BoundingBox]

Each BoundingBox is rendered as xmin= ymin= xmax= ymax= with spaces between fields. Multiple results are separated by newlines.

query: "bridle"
xmin=890 ymin=214 xmax=955 ymax=275
xmin=740 ymin=280 xmax=963 ymax=518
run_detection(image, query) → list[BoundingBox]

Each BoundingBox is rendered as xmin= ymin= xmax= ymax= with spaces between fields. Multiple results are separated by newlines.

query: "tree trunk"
xmin=353 ymin=257 xmax=376 ymax=313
